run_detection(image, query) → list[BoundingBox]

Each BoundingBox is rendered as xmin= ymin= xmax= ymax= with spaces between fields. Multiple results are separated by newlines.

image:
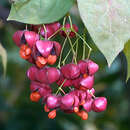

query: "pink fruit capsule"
xmin=51 ymin=22 xmax=61 ymax=32
xmin=46 ymin=95 xmax=59 ymax=109
xmin=46 ymin=67 xmax=61 ymax=84
xmin=87 ymin=60 xmax=99 ymax=75
xmin=12 ymin=30 xmax=25 ymax=47
xmin=30 ymin=81 xmax=41 ymax=91
xmin=83 ymin=98 xmax=93 ymax=112
xmin=38 ymin=86 xmax=52 ymax=98
xmin=52 ymin=41 xmax=61 ymax=56
xmin=80 ymin=76 xmax=94 ymax=90
xmin=73 ymin=95 xmax=79 ymax=107
xmin=30 ymin=81 xmax=51 ymax=93
xmin=78 ymin=60 xmax=88 ymax=74
xmin=24 ymin=31 xmax=39 ymax=48
xmin=27 ymin=66 xmax=38 ymax=81
xmin=61 ymin=63 xmax=80 ymax=79
xmin=92 ymin=97 xmax=107 ymax=112
xmin=40 ymin=26 xmax=54 ymax=38
xmin=61 ymin=94 xmax=74 ymax=109
xmin=36 ymin=40 xmax=53 ymax=57
xmin=72 ymin=77 xmax=82 ymax=89
xmin=35 ymin=67 xmax=48 ymax=84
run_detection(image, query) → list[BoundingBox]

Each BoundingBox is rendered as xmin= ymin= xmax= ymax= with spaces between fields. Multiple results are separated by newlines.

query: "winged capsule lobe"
xmin=36 ymin=40 xmax=53 ymax=57
xmin=46 ymin=67 xmax=61 ymax=84
xmin=74 ymin=95 xmax=80 ymax=107
xmin=69 ymin=90 xmax=79 ymax=99
xmin=92 ymin=97 xmax=107 ymax=112
xmin=72 ymin=77 xmax=82 ymax=89
xmin=87 ymin=60 xmax=99 ymax=75
xmin=30 ymin=81 xmax=43 ymax=91
xmin=78 ymin=60 xmax=88 ymax=74
xmin=38 ymin=85 xmax=52 ymax=98
xmin=61 ymin=94 xmax=74 ymax=110
xmin=80 ymin=75 xmax=94 ymax=90
xmin=51 ymin=22 xmax=61 ymax=32
xmin=24 ymin=31 xmax=39 ymax=48
xmin=27 ymin=66 xmax=38 ymax=81
xmin=40 ymin=25 xmax=55 ymax=38
xmin=35 ymin=67 xmax=48 ymax=84
xmin=46 ymin=95 xmax=59 ymax=109
xmin=83 ymin=98 xmax=93 ymax=112
xmin=61 ymin=63 xmax=80 ymax=79
xmin=13 ymin=30 xmax=25 ymax=47
xmin=52 ymin=41 xmax=61 ymax=56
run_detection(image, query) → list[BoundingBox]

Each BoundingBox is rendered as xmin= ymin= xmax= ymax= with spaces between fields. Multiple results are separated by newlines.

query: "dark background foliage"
xmin=0 ymin=1 xmax=130 ymax=130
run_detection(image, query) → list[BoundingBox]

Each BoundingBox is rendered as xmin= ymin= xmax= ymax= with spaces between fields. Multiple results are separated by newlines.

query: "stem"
xmin=75 ymin=37 xmax=79 ymax=60
xmin=66 ymin=32 xmax=77 ymax=64
xmin=60 ymin=89 xmax=66 ymax=95
xmin=72 ymin=30 xmax=92 ymax=59
xmin=57 ymin=38 xmax=67 ymax=68
xmin=26 ymin=24 xmax=28 ymax=30
xmin=82 ymin=43 xmax=86 ymax=60
xmin=48 ymin=27 xmax=63 ymax=40
xmin=68 ymin=15 xmax=73 ymax=28
xmin=88 ymin=90 xmax=96 ymax=99
xmin=62 ymin=38 xmax=79 ymax=65
xmin=82 ymin=32 xmax=86 ymax=60
xmin=87 ymin=48 xmax=92 ymax=59
xmin=56 ymin=79 xmax=66 ymax=95
xmin=63 ymin=16 xmax=67 ymax=28
xmin=38 ymin=27 xmax=41 ymax=35
xmin=43 ymin=24 xmax=47 ymax=40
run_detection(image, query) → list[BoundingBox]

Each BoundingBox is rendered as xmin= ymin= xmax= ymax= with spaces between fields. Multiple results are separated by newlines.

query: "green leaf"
xmin=124 ymin=40 xmax=130 ymax=81
xmin=77 ymin=0 xmax=130 ymax=66
xmin=7 ymin=0 xmax=75 ymax=24
xmin=0 ymin=43 xmax=7 ymax=76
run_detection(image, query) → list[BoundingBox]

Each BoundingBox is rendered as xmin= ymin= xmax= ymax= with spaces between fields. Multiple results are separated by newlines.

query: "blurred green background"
xmin=0 ymin=1 xmax=130 ymax=130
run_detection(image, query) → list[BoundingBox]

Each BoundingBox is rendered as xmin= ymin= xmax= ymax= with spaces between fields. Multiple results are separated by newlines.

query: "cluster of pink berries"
xmin=12 ymin=20 xmax=107 ymax=120
xmin=13 ymin=22 xmax=63 ymax=68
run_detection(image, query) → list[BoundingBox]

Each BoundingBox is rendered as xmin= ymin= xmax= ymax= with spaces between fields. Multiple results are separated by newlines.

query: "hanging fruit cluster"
xmin=12 ymin=15 xmax=107 ymax=120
